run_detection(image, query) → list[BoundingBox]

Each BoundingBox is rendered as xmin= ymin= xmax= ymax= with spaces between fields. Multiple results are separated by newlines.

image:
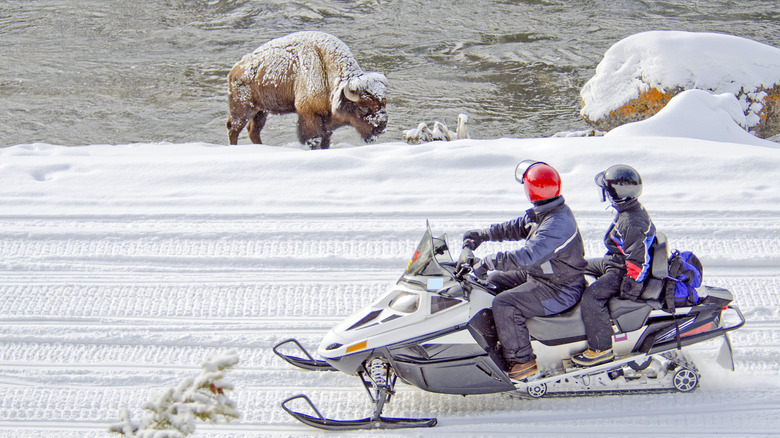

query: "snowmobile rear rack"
xmin=281 ymin=394 xmax=437 ymax=430
xmin=273 ymin=339 xmax=336 ymax=371
xmin=647 ymin=304 xmax=745 ymax=355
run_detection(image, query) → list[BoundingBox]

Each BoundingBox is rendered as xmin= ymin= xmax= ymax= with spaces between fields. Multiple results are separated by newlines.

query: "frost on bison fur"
xmin=226 ymin=31 xmax=388 ymax=149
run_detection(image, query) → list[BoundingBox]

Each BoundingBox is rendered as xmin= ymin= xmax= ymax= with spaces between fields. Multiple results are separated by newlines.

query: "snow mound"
xmin=606 ymin=89 xmax=776 ymax=147
xmin=581 ymin=31 xmax=780 ymax=128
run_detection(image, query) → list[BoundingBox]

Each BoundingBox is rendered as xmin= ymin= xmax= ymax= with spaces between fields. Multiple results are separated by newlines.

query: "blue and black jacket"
xmin=481 ymin=196 xmax=588 ymax=299
xmin=603 ymin=198 xmax=656 ymax=282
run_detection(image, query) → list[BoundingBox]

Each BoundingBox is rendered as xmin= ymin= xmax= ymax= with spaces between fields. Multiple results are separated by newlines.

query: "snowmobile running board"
xmin=517 ymin=304 xmax=746 ymax=390
xmin=518 ymin=352 xmax=652 ymax=388
xmin=273 ymin=339 xmax=337 ymax=371
xmin=281 ymin=394 xmax=438 ymax=431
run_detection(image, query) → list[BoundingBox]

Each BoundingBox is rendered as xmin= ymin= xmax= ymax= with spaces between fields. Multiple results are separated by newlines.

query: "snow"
xmin=348 ymin=72 xmax=388 ymax=100
xmin=2 ymin=118 xmax=780 ymax=437
xmin=2 ymin=34 xmax=780 ymax=437
xmin=580 ymin=31 xmax=780 ymax=127
xmin=606 ymin=89 xmax=776 ymax=146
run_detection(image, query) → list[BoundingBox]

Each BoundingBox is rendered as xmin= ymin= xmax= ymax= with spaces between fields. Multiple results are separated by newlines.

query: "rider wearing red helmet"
xmin=463 ymin=160 xmax=587 ymax=380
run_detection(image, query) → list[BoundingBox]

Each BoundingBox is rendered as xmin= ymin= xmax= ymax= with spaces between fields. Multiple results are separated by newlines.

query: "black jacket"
xmin=482 ymin=196 xmax=587 ymax=294
xmin=602 ymin=198 xmax=656 ymax=282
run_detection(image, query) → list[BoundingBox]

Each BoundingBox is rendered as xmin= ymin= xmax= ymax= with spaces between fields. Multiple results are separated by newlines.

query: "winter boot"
xmin=507 ymin=359 xmax=537 ymax=380
xmin=571 ymin=348 xmax=614 ymax=367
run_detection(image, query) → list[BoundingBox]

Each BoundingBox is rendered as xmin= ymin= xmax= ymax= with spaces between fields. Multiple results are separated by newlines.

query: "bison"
xmin=226 ymin=31 xmax=388 ymax=149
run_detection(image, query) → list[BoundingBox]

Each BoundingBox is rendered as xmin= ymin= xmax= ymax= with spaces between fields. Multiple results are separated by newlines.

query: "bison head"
xmin=334 ymin=73 xmax=388 ymax=143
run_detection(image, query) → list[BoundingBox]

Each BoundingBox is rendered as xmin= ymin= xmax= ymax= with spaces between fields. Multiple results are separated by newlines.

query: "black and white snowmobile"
xmin=274 ymin=222 xmax=745 ymax=431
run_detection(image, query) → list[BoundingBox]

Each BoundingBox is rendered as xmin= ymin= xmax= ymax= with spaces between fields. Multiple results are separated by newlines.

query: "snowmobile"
xmin=274 ymin=222 xmax=745 ymax=431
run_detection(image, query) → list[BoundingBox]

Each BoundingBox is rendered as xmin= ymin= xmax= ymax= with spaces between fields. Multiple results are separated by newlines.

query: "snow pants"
xmin=580 ymin=264 xmax=624 ymax=351
xmin=490 ymin=270 xmax=578 ymax=364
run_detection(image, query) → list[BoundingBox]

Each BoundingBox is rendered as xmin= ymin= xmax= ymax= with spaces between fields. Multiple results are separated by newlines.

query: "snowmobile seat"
xmin=608 ymin=299 xmax=653 ymax=333
xmin=527 ymin=302 xmax=587 ymax=344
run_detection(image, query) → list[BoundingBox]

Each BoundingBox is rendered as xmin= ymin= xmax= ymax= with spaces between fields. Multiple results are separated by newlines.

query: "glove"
xmin=472 ymin=255 xmax=496 ymax=280
xmin=620 ymin=276 xmax=643 ymax=302
xmin=463 ymin=229 xmax=488 ymax=250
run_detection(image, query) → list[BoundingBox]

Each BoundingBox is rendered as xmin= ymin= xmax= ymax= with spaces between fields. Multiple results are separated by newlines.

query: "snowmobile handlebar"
xmin=452 ymin=245 xmax=496 ymax=294
xmin=454 ymin=245 xmax=475 ymax=279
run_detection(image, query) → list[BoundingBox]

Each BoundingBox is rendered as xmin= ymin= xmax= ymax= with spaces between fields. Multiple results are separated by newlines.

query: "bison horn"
xmin=344 ymin=80 xmax=361 ymax=102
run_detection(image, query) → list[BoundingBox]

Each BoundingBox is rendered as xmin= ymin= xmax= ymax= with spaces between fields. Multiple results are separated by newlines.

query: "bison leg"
xmin=319 ymin=131 xmax=333 ymax=149
xmin=298 ymin=113 xmax=332 ymax=150
xmin=226 ymin=85 xmax=257 ymax=145
xmin=247 ymin=112 xmax=268 ymax=144
xmin=227 ymin=116 xmax=248 ymax=145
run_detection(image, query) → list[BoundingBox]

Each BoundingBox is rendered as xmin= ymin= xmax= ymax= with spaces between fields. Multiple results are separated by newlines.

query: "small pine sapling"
xmin=110 ymin=350 xmax=240 ymax=437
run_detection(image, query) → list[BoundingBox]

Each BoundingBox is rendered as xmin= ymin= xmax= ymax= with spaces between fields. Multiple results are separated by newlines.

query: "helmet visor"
xmin=594 ymin=171 xmax=607 ymax=188
xmin=515 ymin=160 xmax=543 ymax=184
xmin=594 ymin=171 xmax=607 ymax=202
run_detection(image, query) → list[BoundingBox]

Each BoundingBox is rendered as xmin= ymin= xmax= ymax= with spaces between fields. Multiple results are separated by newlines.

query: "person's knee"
xmin=492 ymin=292 xmax=512 ymax=309
xmin=586 ymin=276 xmax=619 ymax=301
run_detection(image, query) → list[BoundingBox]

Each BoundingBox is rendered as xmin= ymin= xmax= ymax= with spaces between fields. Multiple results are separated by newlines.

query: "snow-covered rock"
xmin=580 ymin=31 xmax=780 ymax=139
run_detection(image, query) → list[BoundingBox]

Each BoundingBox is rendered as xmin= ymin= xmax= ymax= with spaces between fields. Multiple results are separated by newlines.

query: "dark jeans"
xmin=580 ymin=268 xmax=624 ymax=351
xmin=490 ymin=270 xmax=579 ymax=364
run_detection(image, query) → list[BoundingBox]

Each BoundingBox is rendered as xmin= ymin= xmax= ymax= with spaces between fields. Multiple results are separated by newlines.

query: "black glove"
xmin=463 ymin=229 xmax=488 ymax=249
xmin=620 ymin=276 xmax=643 ymax=302
xmin=472 ymin=255 xmax=495 ymax=280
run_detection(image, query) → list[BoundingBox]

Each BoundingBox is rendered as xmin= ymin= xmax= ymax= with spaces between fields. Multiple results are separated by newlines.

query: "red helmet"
xmin=515 ymin=160 xmax=561 ymax=202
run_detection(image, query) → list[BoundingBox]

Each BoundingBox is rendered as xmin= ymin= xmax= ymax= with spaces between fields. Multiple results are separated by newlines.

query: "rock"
xmin=755 ymin=85 xmax=780 ymax=139
xmin=580 ymin=31 xmax=780 ymax=139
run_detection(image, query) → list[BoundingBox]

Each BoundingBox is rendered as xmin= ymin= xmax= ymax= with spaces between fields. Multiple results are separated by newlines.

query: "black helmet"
xmin=595 ymin=164 xmax=642 ymax=204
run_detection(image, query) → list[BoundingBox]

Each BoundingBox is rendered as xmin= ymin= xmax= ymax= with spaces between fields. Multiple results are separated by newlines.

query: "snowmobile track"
xmin=0 ymin=214 xmax=779 ymax=436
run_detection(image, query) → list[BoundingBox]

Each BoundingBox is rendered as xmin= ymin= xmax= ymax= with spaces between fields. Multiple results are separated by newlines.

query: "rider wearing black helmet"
xmin=571 ymin=164 xmax=657 ymax=367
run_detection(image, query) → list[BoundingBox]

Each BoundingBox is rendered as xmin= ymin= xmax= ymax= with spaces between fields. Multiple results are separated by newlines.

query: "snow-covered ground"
xmin=1 ymin=87 xmax=779 ymax=437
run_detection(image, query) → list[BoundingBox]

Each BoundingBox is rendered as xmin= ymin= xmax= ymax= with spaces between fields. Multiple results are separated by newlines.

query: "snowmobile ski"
xmin=281 ymin=394 xmax=437 ymax=431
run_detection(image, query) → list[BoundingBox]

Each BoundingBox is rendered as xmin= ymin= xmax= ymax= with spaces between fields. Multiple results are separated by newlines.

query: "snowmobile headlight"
xmin=388 ymin=291 xmax=419 ymax=314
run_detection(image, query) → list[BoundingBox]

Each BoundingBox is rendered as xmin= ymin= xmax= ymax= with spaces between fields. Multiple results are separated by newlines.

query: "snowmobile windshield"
xmin=402 ymin=225 xmax=456 ymax=286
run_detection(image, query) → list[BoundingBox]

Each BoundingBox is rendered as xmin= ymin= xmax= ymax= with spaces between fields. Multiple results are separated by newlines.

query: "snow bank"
xmin=606 ymin=89 xmax=776 ymax=146
xmin=2 ymin=134 xmax=780 ymax=220
xmin=581 ymin=31 xmax=780 ymax=130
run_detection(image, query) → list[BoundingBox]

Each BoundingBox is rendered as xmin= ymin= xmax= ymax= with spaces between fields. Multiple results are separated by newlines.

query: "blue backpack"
xmin=667 ymin=250 xmax=703 ymax=308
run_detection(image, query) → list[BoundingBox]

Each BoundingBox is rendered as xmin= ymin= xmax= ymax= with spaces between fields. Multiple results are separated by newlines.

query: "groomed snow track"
xmin=1 ymin=213 xmax=779 ymax=437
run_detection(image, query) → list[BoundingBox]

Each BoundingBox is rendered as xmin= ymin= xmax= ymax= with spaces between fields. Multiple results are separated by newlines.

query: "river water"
xmin=1 ymin=0 xmax=779 ymax=147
